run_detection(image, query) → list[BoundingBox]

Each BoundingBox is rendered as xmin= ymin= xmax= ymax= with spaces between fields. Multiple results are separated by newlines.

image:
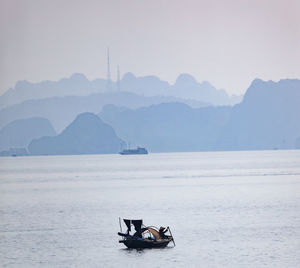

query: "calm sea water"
xmin=0 ymin=150 xmax=300 ymax=267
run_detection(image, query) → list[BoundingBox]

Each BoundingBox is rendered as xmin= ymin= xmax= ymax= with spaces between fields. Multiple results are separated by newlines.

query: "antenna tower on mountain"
xmin=117 ymin=65 xmax=121 ymax=91
xmin=106 ymin=47 xmax=111 ymax=91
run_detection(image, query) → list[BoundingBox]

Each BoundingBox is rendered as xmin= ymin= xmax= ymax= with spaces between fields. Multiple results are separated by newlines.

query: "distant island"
xmin=28 ymin=113 xmax=125 ymax=155
xmin=0 ymin=117 xmax=56 ymax=152
xmin=0 ymin=77 xmax=299 ymax=156
xmin=97 ymin=79 xmax=300 ymax=152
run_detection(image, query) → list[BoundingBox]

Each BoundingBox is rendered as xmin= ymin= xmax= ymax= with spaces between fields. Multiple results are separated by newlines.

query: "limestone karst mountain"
xmin=0 ymin=72 xmax=239 ymax=110
xmin=28 ymin=113 xmax=125 ymax=155
xmin=0 ymin=117 xmax=56 ymax=151
xmin=217 ymin=79 xmax=300 ymax=150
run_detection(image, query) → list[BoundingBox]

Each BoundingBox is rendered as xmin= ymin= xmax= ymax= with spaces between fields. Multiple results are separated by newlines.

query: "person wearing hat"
xmin=159 ymin=226 xmax=168 ymax=239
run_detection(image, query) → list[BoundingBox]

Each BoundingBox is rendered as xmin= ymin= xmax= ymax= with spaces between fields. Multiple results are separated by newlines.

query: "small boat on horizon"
xmin=118 ymin=218 xmax=175 ymax=249
xmin=119 ymin=146 xmax=148 ymax=155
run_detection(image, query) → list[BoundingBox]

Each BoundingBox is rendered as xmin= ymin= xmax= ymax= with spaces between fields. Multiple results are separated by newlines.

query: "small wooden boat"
xmin=118 ymin=218 xmax=175 ymax=249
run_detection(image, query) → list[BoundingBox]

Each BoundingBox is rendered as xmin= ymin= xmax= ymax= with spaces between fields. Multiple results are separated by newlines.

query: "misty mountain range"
xmin=0 ymin=76 xmax=299 ymax=155
xmin=0 ymin=91 xmax=209 ymax=133
xmin=29 ymin=113 xmax=124 ymax=155
xmin=99 ymin=103 xmax=231 ymax=152
xmin=99 ymin=79 xmax=300 ymax=152
xmin=217 ymin=79 xmax=300 ymax=150
xmin=0 ymin=72 xmax=241 ymax=110
xmin=120 ymin=72 xmax=241 ymax=105
xmin=0 ymin=117 xmax=56 ymax=151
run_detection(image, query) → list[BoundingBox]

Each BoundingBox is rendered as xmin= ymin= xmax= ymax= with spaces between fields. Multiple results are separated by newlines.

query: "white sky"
xmin=0 ymin=0 xmax=299 ymax=95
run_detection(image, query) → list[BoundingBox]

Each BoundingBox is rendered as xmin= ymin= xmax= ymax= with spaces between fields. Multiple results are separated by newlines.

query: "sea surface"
xmin=0 ymin=150 xmax=300 ymax=267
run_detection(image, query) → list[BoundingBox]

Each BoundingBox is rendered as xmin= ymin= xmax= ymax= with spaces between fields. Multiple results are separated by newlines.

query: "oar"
xmin=119 ymin=217 xmax=123 ymax=233
xmin=168 ymin=226 xmax=176 ymax=247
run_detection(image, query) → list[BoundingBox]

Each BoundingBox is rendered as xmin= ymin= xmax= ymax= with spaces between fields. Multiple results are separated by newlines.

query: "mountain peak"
xmin=28 ymin=112 xmax=125 ymax=155
xmin=64 ymin=112 xmax=104 ymax=134
xmin=0 ymin=117 xmax=56 ymax=151
xmin=74 ymin=112 xmax=99 ymax=121
xmin=250 ymin=78 xmax=264 ymax=87
xmin=69 ymin=73 xmax=88 ymax=81
xmin=175 ymin=73 xmax=197 ymax=87
xmin=122 ymin=72 xmax=136 ymax=81
xmin=15 ymin=80 xmax=31 ymax=88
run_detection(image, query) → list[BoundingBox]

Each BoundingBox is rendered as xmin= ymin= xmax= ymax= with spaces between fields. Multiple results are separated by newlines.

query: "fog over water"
xmin=0 ymin=150 xmax=300 ymax=267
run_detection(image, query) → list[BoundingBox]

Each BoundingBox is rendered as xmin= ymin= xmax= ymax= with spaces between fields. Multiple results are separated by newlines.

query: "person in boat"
xmin=159 ymin=226 xmax=169 ymax=239
xmin=133 ymin=230 xmax=143 ymax=238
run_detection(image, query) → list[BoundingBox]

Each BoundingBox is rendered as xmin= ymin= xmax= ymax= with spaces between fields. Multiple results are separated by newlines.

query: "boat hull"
xmin=120 ymin=238 xmax=171 ymax=249
xmin=119 ymin=151 xmax=147 ymax=155
xmin=119 ymin=147 xmax=148 ymax=155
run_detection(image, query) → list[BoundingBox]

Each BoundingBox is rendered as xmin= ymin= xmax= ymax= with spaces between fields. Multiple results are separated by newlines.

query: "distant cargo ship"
xmin=119 ymin=147 xmax=148 ymax=155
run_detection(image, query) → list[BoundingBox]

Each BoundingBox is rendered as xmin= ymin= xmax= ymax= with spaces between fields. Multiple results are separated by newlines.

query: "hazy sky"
xmin=1 ymin=0 xmax=299 ymax=95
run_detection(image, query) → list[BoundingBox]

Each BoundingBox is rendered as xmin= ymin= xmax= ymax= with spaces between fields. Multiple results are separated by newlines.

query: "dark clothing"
xmin=159 ymin=227 xmax=168 ymax=239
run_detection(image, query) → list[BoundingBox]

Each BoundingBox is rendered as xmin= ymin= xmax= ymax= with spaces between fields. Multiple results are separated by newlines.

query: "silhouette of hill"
xmin=0 ymin=92 xmax=208 ymax=133
xmin=2 ymin=77 xmax=299 ymax=154
xmin=0 ymin=117 xmax=56 ymax=151
xmin=0 ymin=73 xmax=106 ymax=109
xmin=99 ymin=103 xmax=231 ymax=152
xmin=217 ymin=79 xmax=300 ymax=150
xmin=0 ymin=72 xmax=240 ymax=110
xmin=28 ymin=113 xmax=124 ymax=155
xmin=120 ymin=72 xmax=240 ymax=105
xmin=99 ymin=79 xmax=300 ymax=152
